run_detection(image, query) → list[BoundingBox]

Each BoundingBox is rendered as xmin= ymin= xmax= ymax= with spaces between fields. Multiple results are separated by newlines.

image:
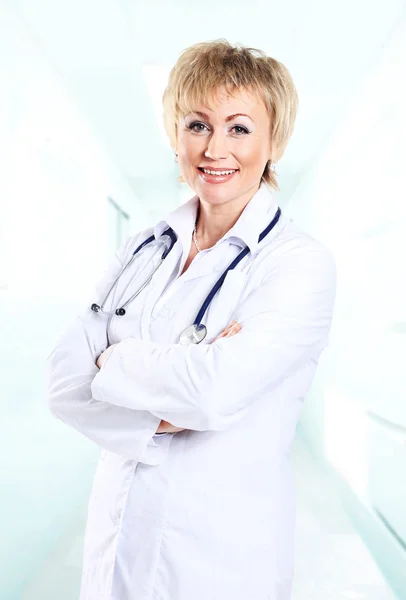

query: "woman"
xmin=47 ymin=39 xmax=336 ymax=600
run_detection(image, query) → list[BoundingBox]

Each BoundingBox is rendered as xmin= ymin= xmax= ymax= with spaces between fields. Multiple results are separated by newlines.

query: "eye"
xmin=231 ymin=125 xmax=250 ymax=135
xmin=186 ymin=122 xmax=251 ymax=135
xmin=188 ymin=121 xmax=209 ymax=132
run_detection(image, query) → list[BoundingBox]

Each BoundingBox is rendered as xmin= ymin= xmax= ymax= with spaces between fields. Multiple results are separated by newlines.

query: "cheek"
xmin=178 ymin=133 xmax=201 ymax=162
xmin=234 ymin=136 xmax=268 ymax=160
xmin=238 ymin=146 xmax=267 ymax=168
xmin=179 ymin=150 xmax=197 ymax=169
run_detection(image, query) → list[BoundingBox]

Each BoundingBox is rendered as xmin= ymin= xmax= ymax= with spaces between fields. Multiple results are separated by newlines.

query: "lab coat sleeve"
xmin=90 ymin=242 xmax=337 ymax=431
xmin=46 ymin=232 xmax=163 ymax=463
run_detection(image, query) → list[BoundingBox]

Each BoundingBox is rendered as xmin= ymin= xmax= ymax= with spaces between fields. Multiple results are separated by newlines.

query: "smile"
xmin=197 ymin=168 xmax=239 ymax=184
xmin=200 ymin=168 xmax=237 ymax=175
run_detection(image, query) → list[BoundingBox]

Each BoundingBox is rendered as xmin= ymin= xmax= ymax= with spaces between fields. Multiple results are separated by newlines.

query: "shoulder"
xmin=254 ymin=215 xmax=336 ymax=284
xmin=118 ymin=226 xmax=155 ymax=262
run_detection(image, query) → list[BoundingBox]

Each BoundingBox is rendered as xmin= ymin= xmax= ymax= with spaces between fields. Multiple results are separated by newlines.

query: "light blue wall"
xmin=288 ymin=16 xmax=406 ymax=600
xmin=0 ymin=8 xmax=150 ymax=598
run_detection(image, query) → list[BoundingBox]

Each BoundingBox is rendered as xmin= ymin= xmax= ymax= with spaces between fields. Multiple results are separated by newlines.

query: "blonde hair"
xmin=162 ymin=39 xmax=299 ymax=192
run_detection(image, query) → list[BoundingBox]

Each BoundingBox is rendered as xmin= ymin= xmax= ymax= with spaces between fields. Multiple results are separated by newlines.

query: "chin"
xmin=198 ymin=191 xmax=236 ymax=206
xmin=194 ymin=180 xmax=240 ymax=204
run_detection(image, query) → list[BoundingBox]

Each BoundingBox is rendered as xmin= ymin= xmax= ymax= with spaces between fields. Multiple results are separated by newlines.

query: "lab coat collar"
xmin=154 ymin=193 xmax=198 ymax=256
xmin=223 ymin=182 xmax=279 ymax=253
xmin=153 ymin=181 xmax=278 ymax=254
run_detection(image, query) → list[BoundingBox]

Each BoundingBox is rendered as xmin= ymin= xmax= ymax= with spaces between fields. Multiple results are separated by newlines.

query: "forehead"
xmin=182 ymin=86 xmax=268 ymax=120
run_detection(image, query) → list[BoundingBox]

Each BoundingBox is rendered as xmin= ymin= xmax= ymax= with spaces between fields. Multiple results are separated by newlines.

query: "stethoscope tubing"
xmin=192 ymin=207 xmax=281 ymax=326
xmin=92 ymin=208 xmax=281 ymax=345
xmin=92 ymin=228 xmax=176 ymax=316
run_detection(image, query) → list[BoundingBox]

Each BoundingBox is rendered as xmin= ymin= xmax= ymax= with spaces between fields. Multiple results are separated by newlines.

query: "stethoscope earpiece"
xmin=91 ymin=303 xmax=101 ymax=313
xmin=115 ymin=308 xmax=126 ymax=316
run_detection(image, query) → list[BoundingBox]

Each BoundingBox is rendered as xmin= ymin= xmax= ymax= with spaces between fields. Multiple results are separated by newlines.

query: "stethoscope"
xmin=91 ymin=207 xmax=281 ymax=346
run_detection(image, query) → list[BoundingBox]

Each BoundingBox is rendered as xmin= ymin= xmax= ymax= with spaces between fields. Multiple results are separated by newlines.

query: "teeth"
xmin=202 ymin=168 xmax=237 ymax=176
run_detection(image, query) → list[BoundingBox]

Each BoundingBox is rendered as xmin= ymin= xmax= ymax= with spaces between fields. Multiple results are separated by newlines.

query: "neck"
xmin=195 ymin=184 xmax=259 ymax=249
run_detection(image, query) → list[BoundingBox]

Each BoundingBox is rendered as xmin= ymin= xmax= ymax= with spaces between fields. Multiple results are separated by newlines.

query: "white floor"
xmin=291 ymin=437 xmax=396 ymax=599
xmin=22 ymin=434 xmax=397 ymax=600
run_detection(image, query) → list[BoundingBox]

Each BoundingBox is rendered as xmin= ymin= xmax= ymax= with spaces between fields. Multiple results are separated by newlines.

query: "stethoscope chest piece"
xmin=179 ymin=323 xmax=207 ymax=346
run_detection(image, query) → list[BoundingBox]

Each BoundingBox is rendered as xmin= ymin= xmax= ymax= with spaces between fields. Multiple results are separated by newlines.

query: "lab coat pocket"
xmin=205 ymin=269 xmax=248 ymax=341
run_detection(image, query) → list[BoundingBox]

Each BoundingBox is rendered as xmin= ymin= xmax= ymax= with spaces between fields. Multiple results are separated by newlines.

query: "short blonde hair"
xmin=162 ymin=39 xmax=299 ymax=192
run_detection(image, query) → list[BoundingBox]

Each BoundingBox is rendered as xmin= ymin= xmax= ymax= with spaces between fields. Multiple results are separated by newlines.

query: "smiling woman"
xmin=47 ymin=38 xmax=335 ymax=600
xmin=163 ymin=39 xmax=298 ymax=193
xmin=177 ymin=88 xmax=273 ymax=218
xmin=162 ymin=39 xmax=299 ymax=253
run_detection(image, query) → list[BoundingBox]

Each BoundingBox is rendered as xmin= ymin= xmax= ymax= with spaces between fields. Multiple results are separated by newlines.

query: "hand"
xmin=156 ymin=419 xmax=186 ymax=434
xmin=155 ymin=321 xmax=242 ymax=434
xmin=96 ymin=343 xmax=118 ymax=369
xmin=210 ymin=320 xmax=242 ymax=344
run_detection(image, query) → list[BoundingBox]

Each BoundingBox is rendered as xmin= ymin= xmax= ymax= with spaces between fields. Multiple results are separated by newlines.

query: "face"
xmin=176 ymin=87 xmax=272 ymax=209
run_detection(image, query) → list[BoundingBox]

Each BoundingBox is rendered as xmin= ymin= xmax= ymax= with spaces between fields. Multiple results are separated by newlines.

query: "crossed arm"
xmin=95 ymin=321 xmax=242 ymax=433
xmin=47 ymin=236 xmax=335 ymax=460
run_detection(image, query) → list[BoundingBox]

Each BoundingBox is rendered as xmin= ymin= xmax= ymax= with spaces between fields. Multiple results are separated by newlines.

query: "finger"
xmin=210 ymin=329 xmax=230 ymax=343
xmin=220 ymin=321 xmax=239 ymax=335
xmin=211 ymin=322 xmax=242 ymax=343
xmin=226 ymin=323 xmax=242 ymax=337
xmin=218 ymin=321 xmax=236 ymax=334
xmin=163 ymin=424 xmax=185 ymax=433
xmin=227 ymin=322 xmax=241 ymax=332
xmin=210 ymin=332 xmax=229 ymax=344
xmin=214 ymin=326 xmax=235 ymax=340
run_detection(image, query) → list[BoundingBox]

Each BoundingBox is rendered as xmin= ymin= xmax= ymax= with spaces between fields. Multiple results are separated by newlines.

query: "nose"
xmin=204 ymin=129 xmax=229 ymax=161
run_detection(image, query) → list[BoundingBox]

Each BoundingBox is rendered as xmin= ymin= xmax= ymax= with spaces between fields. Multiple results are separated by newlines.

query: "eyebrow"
xmin=189 ymin=111 xmax=254 ymax=122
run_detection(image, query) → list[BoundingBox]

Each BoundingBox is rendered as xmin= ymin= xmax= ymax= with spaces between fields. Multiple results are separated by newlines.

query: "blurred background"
xmin=0 ymin=0 xmax=405 ymax=598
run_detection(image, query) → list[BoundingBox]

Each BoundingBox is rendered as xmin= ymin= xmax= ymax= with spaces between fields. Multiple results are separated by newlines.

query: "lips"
xmin=198 ymin=167 xmax=239 ymax=172
xmin=197 ymin=168 xmax=239 ymax=184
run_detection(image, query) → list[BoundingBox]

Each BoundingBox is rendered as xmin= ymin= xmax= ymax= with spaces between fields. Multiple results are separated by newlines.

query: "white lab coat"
xmin=47 ymin=182 xmax=336 ymax=600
